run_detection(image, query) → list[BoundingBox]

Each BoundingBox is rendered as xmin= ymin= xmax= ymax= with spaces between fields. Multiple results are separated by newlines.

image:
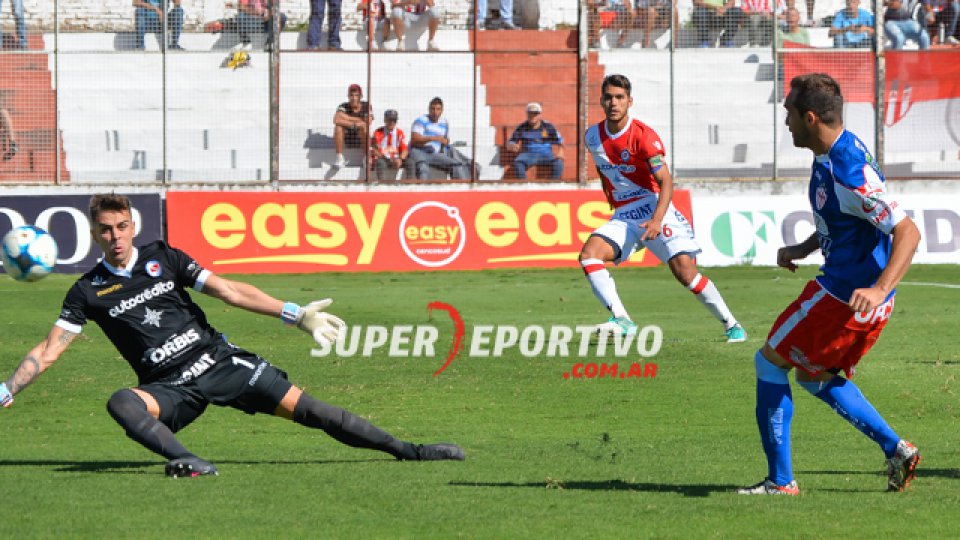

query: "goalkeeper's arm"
xmin=2 ymin=325 xmax=77 ymax=408
xmin=200 ymin=274 xmax=345 ymax=346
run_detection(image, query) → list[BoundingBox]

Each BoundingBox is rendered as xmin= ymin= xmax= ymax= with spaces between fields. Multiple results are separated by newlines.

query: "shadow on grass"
xmin=0 ymin=458 xmax=393 ymax=474
xmin=800 ymin=468 xmax=960 ymax=480
xmin=449 ymin=479 xmax=738 ymax=497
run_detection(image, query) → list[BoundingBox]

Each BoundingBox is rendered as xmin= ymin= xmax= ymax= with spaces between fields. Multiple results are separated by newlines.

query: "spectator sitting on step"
xmin=371 ymin=109 xmax=409 ymax=181
xmin=1 ymin=0 xmax=27 ymax=49
xmin=741 ymin=0 xmax=778 ymax=46
xmin=333 ymin=84 xmax=373 ymax=169
xmin=777 ymin=7 xmax=811 ymax=44
xmin=692 ymin=0 xmax=746 ymax=47
xmin=829 ymin=0 xmax=875 ymax=48
xmin=237 ymin=0 xmax=287 ymax=51
xmin=133 ymin=0 xmax=184 ymax=50
xmin=1 ymin=108 xmax=18 ymax=161
xmin=359 ymin=0 xmax=392 ymax=50
xmin=409 ymin=97 xmax=472 ymax=180
xmin=884 ymin=0 xmax=929 ymax=49
xmin=388 ymin=0 xmax=441 ymax=51
xmin=585 ymin=0 xmax=630 ymax=48
xmin=505 ymin=102 xmax=564 ymax=180
xmin=921 ymin=0 xmax=959 ymax=44
xmin=630 ymin=0 xmax=674 ymax=48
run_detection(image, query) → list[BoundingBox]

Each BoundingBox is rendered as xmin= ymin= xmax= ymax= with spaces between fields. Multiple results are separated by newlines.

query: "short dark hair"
xmin=89 ymin=193 xmax=132 ymax=221
xmin=601 ymin=74 xmax=632 ymax=96
xmin=788 ymin=73 xmax=844 ymax=126
xmin=429 ymin=97 xmax=443 ymax=107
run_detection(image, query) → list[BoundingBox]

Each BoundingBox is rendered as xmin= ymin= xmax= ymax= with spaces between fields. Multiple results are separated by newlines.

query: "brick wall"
xmin=1 ymin=0 xmax=578 ymax=32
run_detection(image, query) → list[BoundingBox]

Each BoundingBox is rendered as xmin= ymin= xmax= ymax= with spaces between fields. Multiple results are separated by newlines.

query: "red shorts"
xmin=767 ymin=280 xmax=894 ymax=378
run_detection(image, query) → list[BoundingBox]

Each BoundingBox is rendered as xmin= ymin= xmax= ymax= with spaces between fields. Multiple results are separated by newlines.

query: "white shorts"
xmin=592 ymin=201 xmax=700 ymax=265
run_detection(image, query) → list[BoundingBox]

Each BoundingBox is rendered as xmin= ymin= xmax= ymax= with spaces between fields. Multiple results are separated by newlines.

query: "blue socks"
xmin=798 ymin=377 xmax=900 ymax=458
xmin=754 ymin=351 xmax=794 ymax=486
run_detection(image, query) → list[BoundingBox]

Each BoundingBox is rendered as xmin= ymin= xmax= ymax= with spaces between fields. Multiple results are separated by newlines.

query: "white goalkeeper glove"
xmin=0 ymin=382 xmax=13 ymax=408
xmin=281 ymin=299 xmax=345 ymax=347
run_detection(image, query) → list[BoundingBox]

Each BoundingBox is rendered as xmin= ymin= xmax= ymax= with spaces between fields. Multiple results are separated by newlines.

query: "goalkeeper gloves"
xmin=0 ymin=382 xmax=13 ymax=408
xmin=281 ymin=299 xmax=346 ymax=347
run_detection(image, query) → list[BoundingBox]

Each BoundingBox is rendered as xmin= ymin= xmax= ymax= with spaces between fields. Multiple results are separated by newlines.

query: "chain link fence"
xmin=1 ymin=1 xmax=956 ymax=186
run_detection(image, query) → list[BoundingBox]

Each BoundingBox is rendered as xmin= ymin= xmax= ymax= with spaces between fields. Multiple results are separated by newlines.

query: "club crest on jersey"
xmin=620 ymin=149 xmax=631 ymax=162
xmin=145 ymin=260 xmax=162 ymax=277
xmin=91 ymin=275 xmax=108 ymax=287
xmin=815 ymin=185 xmax=827 ymax=210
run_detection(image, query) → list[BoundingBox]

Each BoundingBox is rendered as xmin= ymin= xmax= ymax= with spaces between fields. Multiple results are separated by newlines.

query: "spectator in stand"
xmin=1 ymin=108 xmax=17 ymax=161
xmin=505 ymin=102 xmax=565 ymax=180
xmin=371 ymin=109 xmax=409 ymax=181
xmin=884 ymin=0 xmax=929 ymax=49
xmin=359 ymin=0 xmax=392 ymax=50
xmin=777 ymin=7 xmax=811 ymax=44
xmin=333 ymin=84 xmax=373 ymax=169
xmin=1 ymin=0 xmax=27 ymax=49
xmin=692 ymin=0 xmax=746 ymax=47
xmin=777 ymin=0 xmax=809 ymax=29
xmin=409 ymin=97 xmax=472 ymax=180
xmin=830 ymin=0 xmax=875 ymax=48
xmin=923 ymin=0 xmax=960 ymax=44
xmin=742 ymin=0 xmax=779 ymax=46
xmin=307 ymin=0 xmax=343 ymax=50
xmin=133 ymin=0 xmax=184 ymax=50
xmin=478 ymin=0 xmax=518 ymax=30
xmin=631 ymin=0 xmax=674 ymax=48
xmin=389 ymin=0 xmax=442 ymax=51
xmin=585 ymin=0 xmax=619 ymax=48
xmin=237 ymin=0 xmax=287 ymax=51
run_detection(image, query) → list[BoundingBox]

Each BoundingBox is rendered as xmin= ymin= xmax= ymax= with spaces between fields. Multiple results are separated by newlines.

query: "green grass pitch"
xmin=1 ymin=265 xmax=958 ymax=538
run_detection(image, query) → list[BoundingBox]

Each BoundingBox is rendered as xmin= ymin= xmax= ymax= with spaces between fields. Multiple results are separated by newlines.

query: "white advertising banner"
xmin=691 ymin=194 xmax=960 ymax=267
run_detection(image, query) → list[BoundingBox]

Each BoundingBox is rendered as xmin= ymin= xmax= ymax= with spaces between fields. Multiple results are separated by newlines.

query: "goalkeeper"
xmin=0 ymin=193 xmax=464 ymax=477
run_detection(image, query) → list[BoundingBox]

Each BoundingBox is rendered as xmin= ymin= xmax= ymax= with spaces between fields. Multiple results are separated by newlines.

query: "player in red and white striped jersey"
xmin=580 ymin=74 xmax=745 ymax=342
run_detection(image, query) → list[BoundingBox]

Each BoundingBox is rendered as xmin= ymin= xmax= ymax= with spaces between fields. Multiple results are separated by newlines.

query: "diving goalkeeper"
xmin=0 ymin=193 xmax=464 ymax=477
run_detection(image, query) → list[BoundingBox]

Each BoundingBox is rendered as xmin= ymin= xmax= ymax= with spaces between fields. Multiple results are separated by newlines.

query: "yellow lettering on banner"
xmin=577 ymin=201 xmax=611 ymax=243
xmin=526 ymin=202 xmax=571 ymax=247
xmin=349 ymin=203 xmax=388 ymax=265
xmin=476 ymin=202 xmax=519 ymax=247
xmin=252 ymin=203 xmax=299 ymax=248
xmin=445 ymin=226 xmax=459 ymax=244
xmin=304 ymin=203 xmax=347 ymax=249
xmin=201 ymin=203 xmax=246 ymax=249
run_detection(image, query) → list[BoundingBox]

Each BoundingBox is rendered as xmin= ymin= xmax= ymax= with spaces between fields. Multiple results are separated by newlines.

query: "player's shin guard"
xmin=581 ymin=258 xmax=629 ymax=319
xmin=688 ymin=273 xmax=736 ymax=329
xmin=754 ymin=351 xmax=794 ymax=486
xmin=106 ymin=389 xmax=193 ymax=460
xmin=799 ymin=377 xmax=900 ymax=458
xmin=293 ymin=394 xmax=418 ymax=460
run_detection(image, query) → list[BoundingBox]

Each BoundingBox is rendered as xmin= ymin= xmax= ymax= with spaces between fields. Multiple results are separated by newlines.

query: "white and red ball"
xmin=1 ymin=225 xmax=58 ymax=282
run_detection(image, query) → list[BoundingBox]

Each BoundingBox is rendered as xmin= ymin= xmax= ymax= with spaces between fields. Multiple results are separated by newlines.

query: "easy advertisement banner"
xmin=0 ymin=194 xmax=164 ymax=274
xmin=692 ymin=194 xmax=960 ymax=267
xmin=165 ymin=190 xmax=693 ymax=273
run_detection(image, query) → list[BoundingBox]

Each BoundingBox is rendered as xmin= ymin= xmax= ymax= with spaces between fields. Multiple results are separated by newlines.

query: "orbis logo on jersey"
xmin=108 ymin=281 xmax=175 ymax=317
xmin=398 ymin=202 xmax=466 ymax=267
xmin=147 ymin=328 xmax=202 ymax=365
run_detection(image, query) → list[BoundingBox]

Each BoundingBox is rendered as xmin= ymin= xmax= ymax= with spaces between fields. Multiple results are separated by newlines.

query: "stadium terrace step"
xmin=470 ymin=29 xmax=577 ymax=52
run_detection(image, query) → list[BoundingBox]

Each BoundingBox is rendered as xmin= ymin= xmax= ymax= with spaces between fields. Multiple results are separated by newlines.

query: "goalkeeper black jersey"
xmin=56 ymin=241 xmax=224 ymax=384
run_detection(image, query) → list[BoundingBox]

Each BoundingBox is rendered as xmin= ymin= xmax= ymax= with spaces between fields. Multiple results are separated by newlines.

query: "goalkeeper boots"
xmin=414 ymin=443 xmax=465 ymax=461
xmin=166 ymin=456 xmax=219 ymax=478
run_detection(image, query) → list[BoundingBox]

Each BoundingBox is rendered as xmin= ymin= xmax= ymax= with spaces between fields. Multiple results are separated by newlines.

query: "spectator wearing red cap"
xmin=333 ymin=84 xmax=373 ymax=169
xmin=371 ymin=109 xmax=409 ymax=180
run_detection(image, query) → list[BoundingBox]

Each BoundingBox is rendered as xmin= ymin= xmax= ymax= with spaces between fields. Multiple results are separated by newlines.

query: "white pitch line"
xmin=900 ymin=281 xmax=960 ymax=289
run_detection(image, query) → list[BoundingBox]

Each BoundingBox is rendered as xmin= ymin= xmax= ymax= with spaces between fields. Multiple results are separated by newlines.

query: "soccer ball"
xmin=1 ymin=225 xmax=58 ymax=282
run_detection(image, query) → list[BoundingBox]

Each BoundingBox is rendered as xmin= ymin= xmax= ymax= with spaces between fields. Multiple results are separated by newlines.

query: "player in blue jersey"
xmin=737 ymin=73 xmax=922 ymax=495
